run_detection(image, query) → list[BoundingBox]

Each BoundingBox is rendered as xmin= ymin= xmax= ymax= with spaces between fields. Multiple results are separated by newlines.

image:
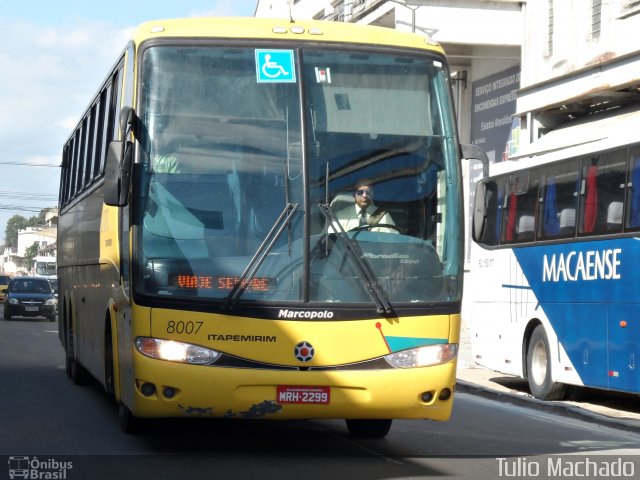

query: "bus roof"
xmin=131 ymin=17 xmax=444 ymax=55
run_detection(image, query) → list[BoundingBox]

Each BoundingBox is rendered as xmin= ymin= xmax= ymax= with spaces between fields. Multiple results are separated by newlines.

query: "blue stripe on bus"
xmin=512 ymin=237 xmax=640 ymax=393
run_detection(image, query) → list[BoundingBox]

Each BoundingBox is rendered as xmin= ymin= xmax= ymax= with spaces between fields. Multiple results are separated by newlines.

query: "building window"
xmin=546 ymin=0 xmax=554 ymax=55
xmin=592 ymin=0 xmax=602 ymax=38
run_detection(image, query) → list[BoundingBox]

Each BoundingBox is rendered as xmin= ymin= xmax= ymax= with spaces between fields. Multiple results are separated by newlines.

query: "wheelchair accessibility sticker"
xmin=255 ymin=49 xmax=296 ymax=83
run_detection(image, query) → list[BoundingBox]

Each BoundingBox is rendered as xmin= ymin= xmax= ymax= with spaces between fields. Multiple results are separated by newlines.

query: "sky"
xmin=0 ymin=0 xmax=257 ymax=245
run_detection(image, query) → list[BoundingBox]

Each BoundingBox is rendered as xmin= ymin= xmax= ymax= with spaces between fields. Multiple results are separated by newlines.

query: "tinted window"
xmin=579 ymin=151 xmax=627 ymax=235
xmin=9 ymin=279 xmax=52 ymax=293
xmin=501 ymin=170 xmax=539 ymax=243
xmin=537 ymin=160 xmax=579 ymax=239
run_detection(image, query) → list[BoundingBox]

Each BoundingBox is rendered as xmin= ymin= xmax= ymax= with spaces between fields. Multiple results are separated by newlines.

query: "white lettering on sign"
xmin=542 ymin=249 xmax=622 ymax=282
xmin=278 ymin=309 xmax=334 ymax=319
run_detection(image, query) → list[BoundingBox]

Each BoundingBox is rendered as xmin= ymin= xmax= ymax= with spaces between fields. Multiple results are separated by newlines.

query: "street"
xmin=1 ymin=309 xmax=639 ymax=480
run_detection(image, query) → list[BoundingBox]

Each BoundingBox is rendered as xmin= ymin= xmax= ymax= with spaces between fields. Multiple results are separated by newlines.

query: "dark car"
xmin=3 ymin=276 xmax=57 ymax=322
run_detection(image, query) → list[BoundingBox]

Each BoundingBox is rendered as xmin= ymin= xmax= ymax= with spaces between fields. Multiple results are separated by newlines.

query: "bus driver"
xmin=332 ymin=179 xmax=397 ymax=233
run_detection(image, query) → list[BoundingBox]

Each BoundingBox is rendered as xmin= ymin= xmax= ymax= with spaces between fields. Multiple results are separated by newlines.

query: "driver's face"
xmin=354 ymin=187 xmax=373 ymax=208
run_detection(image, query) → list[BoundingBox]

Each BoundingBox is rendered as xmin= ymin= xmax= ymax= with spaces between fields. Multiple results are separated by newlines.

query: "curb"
xmin=456 ymin=379 xmax=640 ymax=434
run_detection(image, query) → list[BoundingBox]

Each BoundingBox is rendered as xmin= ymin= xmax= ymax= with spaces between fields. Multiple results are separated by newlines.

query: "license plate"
xmin=25 ymin=306 xmax=39 ymax=312
xmin=277 ymin=386 xmax=330 ymax=405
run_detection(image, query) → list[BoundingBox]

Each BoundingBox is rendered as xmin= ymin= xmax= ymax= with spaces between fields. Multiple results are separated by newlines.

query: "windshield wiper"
xmin=223 ymin=202 xmax=299 ymax=309
xmin=318 ymin=203 xmax=393 ymax=316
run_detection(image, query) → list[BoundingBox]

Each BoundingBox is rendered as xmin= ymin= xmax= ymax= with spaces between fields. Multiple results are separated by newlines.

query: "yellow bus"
xmin=58 ymin=17 xmax=485 ymax=437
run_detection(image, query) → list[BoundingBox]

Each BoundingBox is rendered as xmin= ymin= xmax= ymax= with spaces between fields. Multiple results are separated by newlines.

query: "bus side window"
xmin=626 ymin=153 xmax=640 ymax=229
xmin=579 ymin=152 xmax=627 ymax=235
xmin=502 ymin=171 xmax=539 ymax=243
xmin=538 ymin=160 xmax=579 ymax=239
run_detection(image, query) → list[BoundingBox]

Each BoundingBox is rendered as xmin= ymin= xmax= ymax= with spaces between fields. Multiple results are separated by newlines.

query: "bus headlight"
xmin=135 ymin=337 xmax=221 ymax=365
xmin=384 ymin=344 xmax=458 ymax=368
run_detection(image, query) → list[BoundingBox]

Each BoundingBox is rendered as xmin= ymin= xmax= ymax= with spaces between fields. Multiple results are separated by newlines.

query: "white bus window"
xmin=579 ymin=151 xmax=627 ymax=235
xmin=501 ymin=171 xmax=539 ymax=243
xmin=537 ymin=160 xmax=579 ymax=239
xmin=626 ymin=150 xmax=640 ymax=230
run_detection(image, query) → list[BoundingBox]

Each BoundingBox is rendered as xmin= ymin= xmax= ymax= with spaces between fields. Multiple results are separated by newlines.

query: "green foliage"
xmin=4 ymin=208 xmax=51 ymax=249
xmin=24 ymin=242 xmax=39 ymax=270
xmin=5 ymin=215 xmax=28 ymax=249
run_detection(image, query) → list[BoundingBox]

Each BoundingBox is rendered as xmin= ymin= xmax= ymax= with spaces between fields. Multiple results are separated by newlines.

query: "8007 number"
xmin=166 ymin=320 xmax=203 ymax=335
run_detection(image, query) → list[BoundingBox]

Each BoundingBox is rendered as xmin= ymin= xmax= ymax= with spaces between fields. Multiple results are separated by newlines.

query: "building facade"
xmin=515 ymin=0 xmax=640 ymax=156
xmin=1 ymin=209 xmax=58 ymax=275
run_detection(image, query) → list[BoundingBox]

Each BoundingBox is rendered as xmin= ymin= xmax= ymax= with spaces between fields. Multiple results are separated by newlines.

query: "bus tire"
xmin=65 ymin=316 xmax=91 ymax=386
xmin=69 ymin=351 xmax=91 ymax=386
xmin=62 ymin=307 xmax=72 ymax=379
xmin=526 ymin=325 xmax=567 ymax=400
xmin=345 ymin=419 xmax=392 ymax=438
xmin=104 ymin=319 xmax=116 ymax=398
xmin=119 ymin=403 xmax=144 ymax=434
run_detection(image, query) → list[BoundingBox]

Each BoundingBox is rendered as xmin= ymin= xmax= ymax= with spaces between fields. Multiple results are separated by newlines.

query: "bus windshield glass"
xmin=35 ymin=260 xmax=56 ymax=277
xmin=135 ymin=44 xmax=462 ymax=305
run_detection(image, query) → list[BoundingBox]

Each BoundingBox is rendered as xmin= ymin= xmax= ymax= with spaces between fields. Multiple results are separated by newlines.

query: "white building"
xmin=515 ymin=0 xmax=640 ymax=156
xmin=17 ymin=226 xmax=56 ymax=258
xmin=1 ymin=208 xmax=58 ymax=274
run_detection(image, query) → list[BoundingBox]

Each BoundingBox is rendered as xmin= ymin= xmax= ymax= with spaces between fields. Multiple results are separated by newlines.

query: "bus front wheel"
xmin=119 ymin=403 xmax=145 ymax=434
xmin=64 ymin=313 xmax=90 ymax=385
xmin=526 ymin=325 xmax=567 ymax=401
xmin=345 ymin=419 xmax=392 ymax=438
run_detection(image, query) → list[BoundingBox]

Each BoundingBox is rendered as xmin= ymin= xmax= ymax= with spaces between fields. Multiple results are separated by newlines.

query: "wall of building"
xmin=522 ymin=0 xmax=640 ymax=87
xmin=17 ymin=226 xmax=56 ymax=257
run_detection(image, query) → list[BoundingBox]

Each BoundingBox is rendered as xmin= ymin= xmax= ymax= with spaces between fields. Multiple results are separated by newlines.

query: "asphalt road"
xmin=1 ymin=311 xmax=639 ymax=480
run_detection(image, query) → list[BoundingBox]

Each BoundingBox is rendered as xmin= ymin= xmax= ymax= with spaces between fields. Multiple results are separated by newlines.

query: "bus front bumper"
xmin=123 ymin=353 xmax=458 ymax=422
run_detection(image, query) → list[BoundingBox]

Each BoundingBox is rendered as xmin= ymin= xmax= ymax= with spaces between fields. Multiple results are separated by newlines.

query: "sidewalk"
xmin=455 ymin=313 xmax=640 ymax=432
xmin=456 ymin=362 xmax=640 ymax=433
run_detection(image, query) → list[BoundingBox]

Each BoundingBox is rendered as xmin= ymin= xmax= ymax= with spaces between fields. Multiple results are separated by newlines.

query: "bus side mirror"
xmin=473 ymin=180 xmax=488 ymax=242
xmin=472 ymin=179 xmax=498 ymax=245
xmin=104 ymin=107 xmax=135 ymax=207
xmin=461 ymin=143 xmax=489 ymax=179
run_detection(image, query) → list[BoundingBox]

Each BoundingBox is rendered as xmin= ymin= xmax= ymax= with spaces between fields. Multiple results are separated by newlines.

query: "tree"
xmin=4 ymin=208 xmax=51 ymax=250
xmin=24 ymin=242 xmax=39 ymax=271
xmin=5 ymin=215 xmax=29 ymax=250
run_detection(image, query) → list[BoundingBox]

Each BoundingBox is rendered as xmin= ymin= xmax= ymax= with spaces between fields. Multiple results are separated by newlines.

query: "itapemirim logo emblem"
xmin=7 ymin=456 xmax=73 ymax=479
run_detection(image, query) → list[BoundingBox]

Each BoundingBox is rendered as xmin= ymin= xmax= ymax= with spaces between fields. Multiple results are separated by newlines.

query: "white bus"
xmin=470 ymin=104 xmax=640 ymax=400
xmin=33 ymin=255 xmax=57 ymax=280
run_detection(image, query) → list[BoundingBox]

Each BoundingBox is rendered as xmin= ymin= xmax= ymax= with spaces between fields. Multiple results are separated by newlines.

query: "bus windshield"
xmin=135 ymin=44 xmax=462 ymax=306
xmin=35 ymin=260 xmax=56 ymax=277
